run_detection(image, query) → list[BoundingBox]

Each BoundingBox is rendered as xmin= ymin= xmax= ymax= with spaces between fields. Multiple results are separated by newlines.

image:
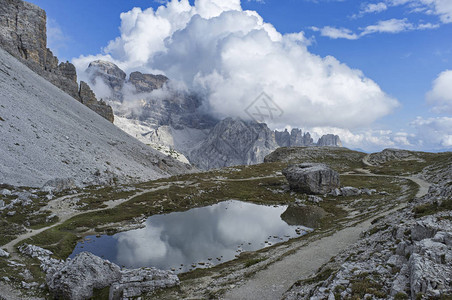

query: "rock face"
xmin=79 ymin=81 xmax=114 ymax=122
xmin=129 ymin=71 xmax=168 ymax=93
xmin=0 ymin=0 xmax=114 ymax=122
xmin=282 ymin=163 xmax=340 ymax=194
xmin=275 ymin=129 xmax=314 ymax=147
xmin=317 ymin=134 xmax=342 ymax=147
xmin=188 ymin=118 xmax=279 ymax=169
xmin=87 ymin=60 xmax=126 ymax=100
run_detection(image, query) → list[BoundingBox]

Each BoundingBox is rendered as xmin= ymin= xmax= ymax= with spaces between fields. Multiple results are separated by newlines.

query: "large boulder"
xmin=46 ymin=252 xmax=122 ymax=300
xmin=283 ymin=163 xmax=340 ymax=194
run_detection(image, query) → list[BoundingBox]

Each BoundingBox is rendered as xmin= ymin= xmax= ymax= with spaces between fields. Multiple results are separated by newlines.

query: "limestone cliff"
xmin=0 ymin=0 xmax=114 ymax=122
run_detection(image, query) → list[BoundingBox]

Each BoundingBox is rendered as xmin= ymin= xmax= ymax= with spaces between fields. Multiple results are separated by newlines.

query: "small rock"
xmin=0 ymin=249 xmax=10 ymax=258
xmin=0 ymin=189 xmax=11 ymax=196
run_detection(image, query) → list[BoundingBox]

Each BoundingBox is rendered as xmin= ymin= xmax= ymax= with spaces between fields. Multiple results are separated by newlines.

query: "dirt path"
xmin=362 ymin=153 xmax=372 ymax=166
xmin=3 ymin=185 xmax=172 ymax=257
xmin=223 ymin=165 xmax=430 ymax=300
xmin=223 ymin=203 xmax=405 ymax=300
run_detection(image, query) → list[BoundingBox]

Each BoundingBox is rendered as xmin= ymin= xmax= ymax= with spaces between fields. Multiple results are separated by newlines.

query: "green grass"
xmin=368 ymin=151 xmax=452 ymax=178
xmin=413 ymin=199 xmax=452 ymax=218
xmin=350 ymin=273 xmax=386 ymax=298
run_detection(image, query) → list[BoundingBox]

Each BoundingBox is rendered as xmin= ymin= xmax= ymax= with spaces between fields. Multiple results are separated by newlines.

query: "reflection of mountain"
xmin=280 ymin=205 xmax=327 ymax=228
xmin=86 ymin=60 xmax=343 ymax=169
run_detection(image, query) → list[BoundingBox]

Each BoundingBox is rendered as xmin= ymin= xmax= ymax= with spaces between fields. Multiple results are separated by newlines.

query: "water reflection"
xmin=70 ymin=200 xmax=312 ymax=273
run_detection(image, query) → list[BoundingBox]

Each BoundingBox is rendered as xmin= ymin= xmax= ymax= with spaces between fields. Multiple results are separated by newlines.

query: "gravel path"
xmin=223 ymin=169 xmax=430 ymax=300
xmin=222 ymin=203 xmax=405 ymax=300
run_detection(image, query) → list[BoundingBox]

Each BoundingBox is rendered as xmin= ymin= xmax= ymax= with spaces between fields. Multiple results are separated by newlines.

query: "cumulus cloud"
xmin=426 ymin=70 xmax=452 ymax=114
xmin=410 ymin=117 xmax=452 ymax=149
xmin=73 ymin=0 xmax=399 ymax=130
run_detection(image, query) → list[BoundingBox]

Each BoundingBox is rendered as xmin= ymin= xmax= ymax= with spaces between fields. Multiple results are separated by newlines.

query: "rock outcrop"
xmin=0 ymin=0 xmax=114 ymax=122
xmin=317 ymin=134 xmax=342 ymax=147
xmin=46 ymin=252 xmax=122 ymax=300
xmin=129 ymin=71 xmax=168 ymax=93
xmin=18 ymin=246 xmax=179 ymax=300
xmin=79 ymin=81 xmax=114 ymax=122
xmin=110 ymin=268 xmax=179 ymax=299
xmin=275 ymin=129 xmax=314 ymax=147
xmin=282 ymin=163 xmax=340 ymax=194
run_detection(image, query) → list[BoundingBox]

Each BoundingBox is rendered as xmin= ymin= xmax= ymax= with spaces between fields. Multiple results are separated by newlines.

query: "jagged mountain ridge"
xmin=0 ymin=0 xmax=114 ymax=122
xmin=86 ymin=60 xmax=343 ymax=169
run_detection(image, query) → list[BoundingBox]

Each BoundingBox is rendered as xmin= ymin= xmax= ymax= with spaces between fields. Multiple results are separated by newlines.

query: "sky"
xmin=28 ymin=0 xmax=452 ymax=152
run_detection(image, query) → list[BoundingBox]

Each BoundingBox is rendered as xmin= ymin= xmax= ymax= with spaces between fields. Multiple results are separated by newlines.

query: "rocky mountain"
xmin=0 ymin=0 xmax=114 ymax=122
xmin=317 ymin=134 xmax=343 ymax=147
xmin=0 ymin=46 xmax=192 ymax=188
xmin=187 ymin=118 xmax=279 ymax=169
xmin=86 ymin=60 xmax=343 ymax=169
xmin=275 ymin=128 xmax=314 ymax=147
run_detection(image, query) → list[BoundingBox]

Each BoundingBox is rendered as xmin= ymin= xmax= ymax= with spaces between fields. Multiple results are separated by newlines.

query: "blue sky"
xmin=28 ymin=0 xmax=452 ymax=151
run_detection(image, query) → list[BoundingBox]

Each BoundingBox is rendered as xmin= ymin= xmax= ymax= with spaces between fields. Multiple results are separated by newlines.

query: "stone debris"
xmin=284 ymin=181 xmax=452 ymax=300
xmin=283 ymin=163 xmax=340 ymax=195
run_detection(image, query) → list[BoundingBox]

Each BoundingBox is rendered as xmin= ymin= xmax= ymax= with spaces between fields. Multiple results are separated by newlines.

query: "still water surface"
xmin=70 ymin=200 xmax=312 ymax=273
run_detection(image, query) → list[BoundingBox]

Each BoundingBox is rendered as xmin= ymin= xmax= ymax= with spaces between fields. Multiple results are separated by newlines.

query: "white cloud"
xmin=46 ymin=19 xmax=67 ymax=58
xmin=358 ymin=2 xmax=388 ymax=16
xmin=426 ymin=70 xmax=452 ymax=114
xmin=387 ymin=0 xmax=452 ymax=24
xmin=319 ymin=26 xmax=359 ymax=39
xmin=73 ymin=0 xmax=399 ymax=130
xmin=317 ymin=17 xmax=439 ymax=40
xmin=361 ymin=18 xmax=414 ymax=35
xmin=410 ymin=117 xmax=452 ymax=149
xmin=365 ymin=2 xmax=388 ymax=13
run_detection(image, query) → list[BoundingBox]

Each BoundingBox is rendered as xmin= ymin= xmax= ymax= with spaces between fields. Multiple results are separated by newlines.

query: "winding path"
xmin=3 ymin=185 xmax=173 ymax=257
xmin=222 ymin=163 xmax=430 ymax=300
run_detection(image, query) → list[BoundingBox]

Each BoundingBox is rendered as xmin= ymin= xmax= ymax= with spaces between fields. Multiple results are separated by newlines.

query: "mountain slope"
xmin=0 ymin=48 xmax=192 ymax=188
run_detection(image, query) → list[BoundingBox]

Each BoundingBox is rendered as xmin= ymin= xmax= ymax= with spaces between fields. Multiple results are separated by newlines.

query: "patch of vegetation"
xmin=303 ymin=268 xmax=335 ymax=284
xmin=350 ymin=275 xmax=386 ymax=298
xmin=0 ymin=219 xmax=25 ymax=246
xmin=413 ymin=199 xmax=452 ymax=218
xmin=368 ymin=224 xmax=390 ymax=235
xmin=394 ymin=292 xmax=409 ymax=299
xmin=368 ymin=151 xmax=452 ymax=177
xmin=244 ymin=257 xmax=266 ymax=268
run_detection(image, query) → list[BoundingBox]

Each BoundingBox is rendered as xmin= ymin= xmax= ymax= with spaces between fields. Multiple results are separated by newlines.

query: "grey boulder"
xmin=283 ymin=163 xmax=340 ymax=194
xmin=46 ymin=252 xmax=121 ymax=300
